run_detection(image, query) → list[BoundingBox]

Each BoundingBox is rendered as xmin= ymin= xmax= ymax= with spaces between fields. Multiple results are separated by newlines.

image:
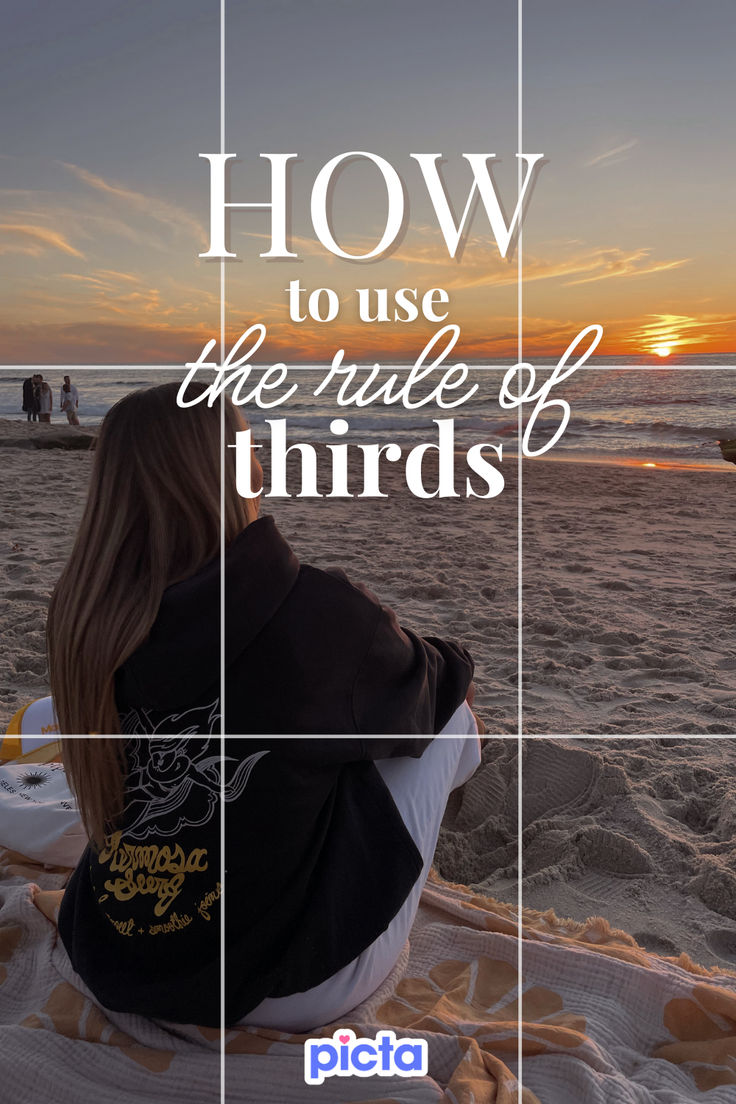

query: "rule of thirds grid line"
xmin=3 ymin=364 xmax=736 ymax=372
xmin=516 ymin=0 xmax=524 ymax=1100
xmin=220 ymin=0 xmax=227 ymax=1099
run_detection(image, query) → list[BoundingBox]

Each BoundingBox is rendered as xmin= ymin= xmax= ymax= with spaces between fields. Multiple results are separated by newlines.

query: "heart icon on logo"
xmin=338 ymin=1034 xmax=350 ymax=1044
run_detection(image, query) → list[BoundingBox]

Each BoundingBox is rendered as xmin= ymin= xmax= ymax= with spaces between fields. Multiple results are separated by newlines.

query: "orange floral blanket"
xmin=1 ymin=849 xmax=736 ymax=1102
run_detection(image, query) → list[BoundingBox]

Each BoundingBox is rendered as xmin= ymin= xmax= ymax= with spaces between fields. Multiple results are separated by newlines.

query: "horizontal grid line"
xmin=4 ymin=366 xmax=736 ymax=375
xmin=55 ymin=732 xmax=736 ymax=740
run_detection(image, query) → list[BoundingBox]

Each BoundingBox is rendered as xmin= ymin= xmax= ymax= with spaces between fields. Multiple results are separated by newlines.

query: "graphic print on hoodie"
xmin=59 ymin=739 xmax=268 ymax=1023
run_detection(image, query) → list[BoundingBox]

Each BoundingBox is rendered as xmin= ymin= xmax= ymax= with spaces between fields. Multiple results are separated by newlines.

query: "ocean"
xmin=1 ymin=358 xmax=734 ymax=470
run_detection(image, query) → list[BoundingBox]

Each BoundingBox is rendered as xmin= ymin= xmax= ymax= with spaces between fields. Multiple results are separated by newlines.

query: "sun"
xmin=18 ymin=769 xmax=50 ymax=789
xmin=653 ymin=344 xmax=672 ymax=357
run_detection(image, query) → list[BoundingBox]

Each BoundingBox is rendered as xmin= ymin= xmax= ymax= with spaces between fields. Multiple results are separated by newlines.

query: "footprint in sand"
xmin=576 ymin=826 xmax=654 ymax=875
xmin=706 ymin=929 xmax=736 ymax=964
xmin=668 ymin=796 xmax=714 ymax=836
xmin=632 ymin=931 xmax=678 ymax=956
xmin=522 ymin=741 xmax=600 ymax=826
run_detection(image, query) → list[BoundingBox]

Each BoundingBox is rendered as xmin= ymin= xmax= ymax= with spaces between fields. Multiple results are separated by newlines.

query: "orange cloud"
xmin=0 ymin=320 xmax=217 ymax=364
xmin=0 ymin=223 xmax=85 ymax=258
xmin=621 ymin=312 xmax=736 ymax=352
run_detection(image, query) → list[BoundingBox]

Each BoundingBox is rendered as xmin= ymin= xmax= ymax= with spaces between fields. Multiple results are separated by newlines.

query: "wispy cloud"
xmin=12 ymin=265 xmax=221 ymax=331
xmin=624 ymin=312 xmax=736 ymax=350
xmin=382 ymin=239 xmax=690 ymax=291
xmin=563 ymin=249 xmax=689 ymax=286
xmin=94 ymin=268 xmax=139 ymax=284
xmin=585 ymin=139 xmax=639 ymax=168
xmin=0 ymin=192 xmax=191 ymax=254
xmin=59 ymin=162 xmax=206 ymax=246
xmin=0 ymin=223 xmax=85 ymax=258
xmin=237 ymin=230 xmax=340 ymax=261
xmin=59 ymin=273 xmax=115 ymax=289
xmin=0 ymin=320 xmax=220 ymax=363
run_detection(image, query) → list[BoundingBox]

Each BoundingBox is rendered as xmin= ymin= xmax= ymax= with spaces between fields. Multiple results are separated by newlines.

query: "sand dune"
xmin=438 ymin=737 xmax=736 ymax=971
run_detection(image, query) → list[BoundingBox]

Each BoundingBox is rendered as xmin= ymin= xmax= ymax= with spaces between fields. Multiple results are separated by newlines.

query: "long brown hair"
xmin=61 ymin=738 xmax=128 ymax=845
xmin=49 ymin=381 xmax=258 ymax=737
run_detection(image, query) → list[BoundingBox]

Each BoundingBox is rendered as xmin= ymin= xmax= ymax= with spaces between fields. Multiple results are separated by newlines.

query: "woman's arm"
xmin=351 ymin=604 xmax=474 ymax=735
xmin=318 ymin=565 xmax=475 ymax=736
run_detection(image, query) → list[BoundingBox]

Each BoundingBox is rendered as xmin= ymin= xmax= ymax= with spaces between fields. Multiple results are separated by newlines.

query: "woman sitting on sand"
xmin=51 ymin=382 xmax=479 ymax=1029
xmin=47 ymin=382 xmax=476 ymax=737
xmin=59 ymin=735 xmax=480 ymax=1030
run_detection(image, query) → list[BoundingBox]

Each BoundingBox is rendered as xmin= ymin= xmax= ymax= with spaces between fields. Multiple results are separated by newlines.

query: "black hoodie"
xmin=58 ymin=520 xmax=475 ymax=1025
xmin=59 ymin=736 xmax=437 ymax=1026
xmin=114 ymin=515 xmax=474 ymax=736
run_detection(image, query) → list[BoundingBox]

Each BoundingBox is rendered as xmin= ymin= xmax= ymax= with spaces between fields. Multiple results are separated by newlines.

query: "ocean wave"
xmin=588 ymin=397 xmax=709 ymax=406
xmin=532 ymin=416 xmax=734 ymax=440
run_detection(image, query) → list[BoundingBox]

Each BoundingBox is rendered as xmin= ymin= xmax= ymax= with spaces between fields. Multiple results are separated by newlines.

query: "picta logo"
xmin=304 ymin=1028 xmax=428 ymax=1085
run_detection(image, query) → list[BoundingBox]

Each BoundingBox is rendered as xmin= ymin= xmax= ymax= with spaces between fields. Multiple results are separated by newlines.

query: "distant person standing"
xmin=37 ymin=376 xmax=53 ymax=423
xmin=22 ymin=374 xmax=40 ymax=421
xmin=60 ymin=375 xmax=80 ymax=426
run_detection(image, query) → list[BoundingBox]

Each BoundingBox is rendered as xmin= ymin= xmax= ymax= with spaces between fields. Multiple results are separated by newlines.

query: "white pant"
xmin=239 ymin=705 xmax=481 ymax=1032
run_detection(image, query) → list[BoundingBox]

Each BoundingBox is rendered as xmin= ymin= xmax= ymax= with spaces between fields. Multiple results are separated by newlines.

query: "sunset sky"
xmin=2 ymin=0 xmax=735 ymax=364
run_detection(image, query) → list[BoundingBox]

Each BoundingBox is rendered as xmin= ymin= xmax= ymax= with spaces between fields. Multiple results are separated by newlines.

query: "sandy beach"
xmin=1 ymin=417 xmax=734 ymax=734
xmin=522 ymin=458 xmax=736 ymax=734
xmin=1 ymin=423 xmax=736 ymax=996
xmin=5 ymin=418 xmax=734 ymax=969
xmin=438 ymin=736 xmax=736 ymax=972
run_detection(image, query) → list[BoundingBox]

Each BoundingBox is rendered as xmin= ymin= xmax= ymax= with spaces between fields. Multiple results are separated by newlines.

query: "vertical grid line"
xmin=219 ymin=0 xmax=227 ymax=1099
xmin=516 ymin=0 xmax=524 ymax=1100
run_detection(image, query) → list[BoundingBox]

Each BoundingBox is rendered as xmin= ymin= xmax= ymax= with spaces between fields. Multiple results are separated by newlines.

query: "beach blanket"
xmin=3 ymin=855 xmax=736 ymax=1102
